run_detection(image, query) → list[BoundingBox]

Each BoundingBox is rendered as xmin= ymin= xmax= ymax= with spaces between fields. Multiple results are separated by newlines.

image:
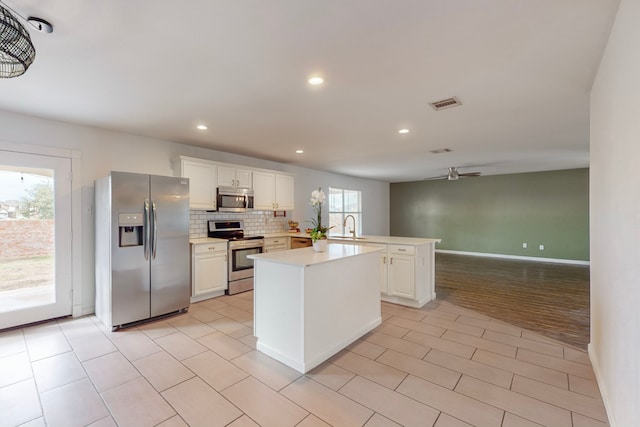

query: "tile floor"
xmin=0 ymin=293 xmax=608 ymax=427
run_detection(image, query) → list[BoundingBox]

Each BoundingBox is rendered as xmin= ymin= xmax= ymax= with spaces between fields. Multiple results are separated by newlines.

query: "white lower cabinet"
xmin=382 ymin=243 xmax=433 ymax=307
xmin=191 ymin=242 xmax=228 ymax=302
xmin=367 ymin=243 xmax=388 ymax=293
xmin=388 ymin=254 xmax=415 ymax=299
xmin=329 ymin=239 xmax=435 ymax=308
xmin=264 ymin=237 xmax=290 ymax=253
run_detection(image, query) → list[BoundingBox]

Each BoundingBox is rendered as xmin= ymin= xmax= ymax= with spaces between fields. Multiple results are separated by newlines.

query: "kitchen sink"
xmin=329 ymin=235 xmax=368 ymax=240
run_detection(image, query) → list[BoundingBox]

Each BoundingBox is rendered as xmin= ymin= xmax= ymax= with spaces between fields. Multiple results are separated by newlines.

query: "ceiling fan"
xmin=425 ymin=166 xmax=482 ymax=181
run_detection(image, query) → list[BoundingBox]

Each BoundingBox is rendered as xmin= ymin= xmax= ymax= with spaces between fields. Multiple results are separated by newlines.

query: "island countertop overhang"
xmin=248 ymin=243 xmax=383 ymax=267
xmin=260 ymin=232 xmax=441 ymax=246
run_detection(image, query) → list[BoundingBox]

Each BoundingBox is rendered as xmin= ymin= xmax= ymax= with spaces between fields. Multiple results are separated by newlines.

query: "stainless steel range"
xmin=208 ymin=220 xmax=264 ymax=295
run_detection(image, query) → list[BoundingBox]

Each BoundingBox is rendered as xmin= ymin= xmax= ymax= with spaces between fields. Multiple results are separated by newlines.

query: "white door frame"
xmin=0 ymin=141 xmax=82 ymax=319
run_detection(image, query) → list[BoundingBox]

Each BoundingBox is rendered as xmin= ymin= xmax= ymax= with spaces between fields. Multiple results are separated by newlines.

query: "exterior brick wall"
xmin=0 ymin=220 xmax=55 ymax=260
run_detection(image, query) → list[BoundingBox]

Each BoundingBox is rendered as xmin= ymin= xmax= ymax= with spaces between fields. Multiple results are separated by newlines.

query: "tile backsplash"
xmin=189 ymin=210 xmax=291 ymax=238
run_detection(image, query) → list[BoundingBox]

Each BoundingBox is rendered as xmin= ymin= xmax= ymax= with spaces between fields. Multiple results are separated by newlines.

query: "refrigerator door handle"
xmin=144 ymin=199 xmax=150 ymax=260
xmin=152 ymin=200 xmax=158 ymax=259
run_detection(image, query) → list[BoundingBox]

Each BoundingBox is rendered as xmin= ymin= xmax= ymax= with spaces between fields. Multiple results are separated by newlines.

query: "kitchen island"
xmin=248 ymin=243 xmax=383 ymax=373
xmin=264 ymin=232 xmax=441 ymax=308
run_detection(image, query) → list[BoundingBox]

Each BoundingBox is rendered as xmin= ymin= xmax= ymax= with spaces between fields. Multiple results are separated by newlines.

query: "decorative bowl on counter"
xmin=288 ymin=220 xmax=300 ymax=232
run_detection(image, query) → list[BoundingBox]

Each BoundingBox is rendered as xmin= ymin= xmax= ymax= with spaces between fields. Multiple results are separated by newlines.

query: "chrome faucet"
xmin=343 ymin=215 xmax=356 ymax=238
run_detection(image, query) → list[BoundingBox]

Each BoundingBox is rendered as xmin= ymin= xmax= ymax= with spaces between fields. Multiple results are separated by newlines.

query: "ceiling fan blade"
xmin=424 ymin=167 xmax=481 ymax=181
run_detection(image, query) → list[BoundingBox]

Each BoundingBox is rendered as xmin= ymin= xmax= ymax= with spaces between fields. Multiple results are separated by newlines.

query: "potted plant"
xmin=309 ymin=187 xmax=333 ymax=251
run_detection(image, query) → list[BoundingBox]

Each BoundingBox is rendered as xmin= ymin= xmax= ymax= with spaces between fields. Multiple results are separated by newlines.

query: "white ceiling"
xmin=1 ymin=0 xmax=619 ymax=182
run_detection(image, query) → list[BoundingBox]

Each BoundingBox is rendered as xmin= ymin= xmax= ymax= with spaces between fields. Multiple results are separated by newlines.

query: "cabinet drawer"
xmin=291 ymin=237 xmax=312 ymax=248
xmin=388 ymin=244 xmax=415 ymax=255
xmin=364 ymin=243 xmax=387 ymax=250
xmin=264 ymin=238 xmax=286 ymax=246
xmin=193 ymin=242 xmax=227 ymax=254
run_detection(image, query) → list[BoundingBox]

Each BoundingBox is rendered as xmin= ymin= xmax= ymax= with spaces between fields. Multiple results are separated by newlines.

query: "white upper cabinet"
xmin=275 ymin=174 xmax=294 ymax=210
xmin=253 ymin=171 xmax=294 ymax=211
xmin=217 ymin=165 xmax=252 ymax=189
xmin=177 ymin=158 xmax=216 ymax=210
xmin=253 ymin=171 xmax=276 ymax=210
xmin=175 ymin=156 xmax=293 ymax=211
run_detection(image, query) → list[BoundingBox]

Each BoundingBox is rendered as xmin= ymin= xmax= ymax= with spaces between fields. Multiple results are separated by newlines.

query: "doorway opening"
xmin=0 ymin=150 xmax=72 ymax=330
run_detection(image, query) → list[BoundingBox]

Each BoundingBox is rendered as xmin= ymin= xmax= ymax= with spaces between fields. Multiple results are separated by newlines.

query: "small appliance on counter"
xmin=95 ymin=171 xmax=191 ymax=330
xmin=208 ymin=220 xmax=264 ymax=295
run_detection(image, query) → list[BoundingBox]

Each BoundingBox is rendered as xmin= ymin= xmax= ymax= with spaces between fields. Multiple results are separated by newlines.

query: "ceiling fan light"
xmin=0 ymin=4 xmax=36 ymax=78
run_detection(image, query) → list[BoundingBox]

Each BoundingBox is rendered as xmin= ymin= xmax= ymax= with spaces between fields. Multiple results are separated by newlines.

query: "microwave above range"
xmin=216 ymin=186 xmax=254 ymax=212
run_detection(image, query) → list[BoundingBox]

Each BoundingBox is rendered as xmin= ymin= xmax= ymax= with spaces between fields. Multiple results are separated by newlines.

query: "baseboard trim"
xmin=588 ymin=343 xmax=616 ymax=426
xmin=436 ymin=249 xmax=590 ymax=266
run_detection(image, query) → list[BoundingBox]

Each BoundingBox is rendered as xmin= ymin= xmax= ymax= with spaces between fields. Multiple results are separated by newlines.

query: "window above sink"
xmin=329 ymin=187 xmax=362 ymax=236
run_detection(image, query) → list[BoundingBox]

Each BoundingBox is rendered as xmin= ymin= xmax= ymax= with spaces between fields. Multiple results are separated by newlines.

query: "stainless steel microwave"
xmin=216 ymin=186 xmax=254 ymax=212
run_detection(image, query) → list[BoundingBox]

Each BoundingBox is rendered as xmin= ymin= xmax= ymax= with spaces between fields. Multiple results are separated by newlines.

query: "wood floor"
xmin=435 ymin=253 xmax=590 ymax=349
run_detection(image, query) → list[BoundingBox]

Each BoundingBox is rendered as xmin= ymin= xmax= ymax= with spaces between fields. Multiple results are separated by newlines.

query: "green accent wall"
xmin=390 ymin=169 xmax=589 ymax=261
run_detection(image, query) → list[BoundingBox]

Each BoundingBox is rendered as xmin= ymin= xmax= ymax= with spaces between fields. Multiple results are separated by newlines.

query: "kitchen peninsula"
xmin=248 ymin=243 xmax=383 ymax=373
xmin=263 ymin=233 xmax=441 ymax=308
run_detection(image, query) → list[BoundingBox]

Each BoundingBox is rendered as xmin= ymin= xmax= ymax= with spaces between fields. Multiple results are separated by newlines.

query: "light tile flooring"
xmin=0 ymin=293 xmax=608 ymax=427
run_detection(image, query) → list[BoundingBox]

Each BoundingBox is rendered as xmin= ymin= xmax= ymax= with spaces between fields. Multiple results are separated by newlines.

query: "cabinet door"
xmin=193 ymin=253 xmax=227 ymax=296
xmin=380 ymin=253 xmax=389 ymax=294
xmin=253 ymin=170 xmax=276 ymax=210
xmin=182 ymin=161 xmax=215 ymax=209
xmin=217 ymin=166 xmax=252 ymax=188
xmin=274 ymin=174 xmax=294 ymax=210
xmin=264 ymin=237 xmax=289 ymax=252
xmin=217 ymin=165 xmax=236 ymax=187
xmin=236 ymin=168 xmax=253 ymax=188
xmin=388 ymin=254 xmax=415 ymax=299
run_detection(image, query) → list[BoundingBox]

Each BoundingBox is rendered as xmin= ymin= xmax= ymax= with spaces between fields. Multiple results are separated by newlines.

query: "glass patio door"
xmin=0 ymin=150 xmax=72 ymax=330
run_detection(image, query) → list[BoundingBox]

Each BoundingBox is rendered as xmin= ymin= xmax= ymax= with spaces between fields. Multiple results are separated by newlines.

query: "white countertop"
xmin=248 ymin=243 xmax=383 ymax=267
xmin=261 ymin=231 xmax=440 ymax=246
xmin=262 ymin=232 xmax=303 ymax=238
xmin=190 ymin=237 xmax=228 ymax=244
xmin=197 ymin=232 xmax=441 ymax=246
xmin=330 ymin=235 xmax=441 ymax=245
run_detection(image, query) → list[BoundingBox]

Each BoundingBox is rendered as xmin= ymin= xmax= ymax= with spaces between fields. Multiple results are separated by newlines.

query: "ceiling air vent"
xmin=429 ymin=97 xmax=462 ymax=111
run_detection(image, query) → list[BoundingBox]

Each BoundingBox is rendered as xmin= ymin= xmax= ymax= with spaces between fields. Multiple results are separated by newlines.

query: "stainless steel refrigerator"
xmin=95 ymin=171 xmax=190 ymax=330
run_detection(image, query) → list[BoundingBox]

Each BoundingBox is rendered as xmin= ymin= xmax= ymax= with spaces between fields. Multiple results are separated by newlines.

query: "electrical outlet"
xmin=539 ymin=244 xmax=545 ymax=250
xmin=522 ymin=243 xmax=527 ymax=249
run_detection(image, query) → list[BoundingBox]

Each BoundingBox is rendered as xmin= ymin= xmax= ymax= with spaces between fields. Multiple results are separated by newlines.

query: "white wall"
xmin=589 ymin=0 xmax=639 ymax=425
xmin=0 ymin=110 xmax=389 ymax=315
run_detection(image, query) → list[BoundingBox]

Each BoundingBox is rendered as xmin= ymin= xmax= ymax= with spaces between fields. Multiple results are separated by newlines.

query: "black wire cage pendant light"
xmin=0 ymin=3 xmax=36 ymax=78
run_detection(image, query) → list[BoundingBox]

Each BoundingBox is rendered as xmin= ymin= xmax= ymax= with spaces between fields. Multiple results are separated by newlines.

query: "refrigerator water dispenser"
xmin=118 ymin=213 xmax=143 ymax=247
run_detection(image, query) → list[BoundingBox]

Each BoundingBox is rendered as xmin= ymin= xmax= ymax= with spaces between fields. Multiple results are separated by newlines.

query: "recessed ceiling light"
xmin=308 ymin=77 xmax=324 ymax=85
xmin=196 ymin=124 xmax=208 ymax=130
xmin=398 ymin=128 xmax=410 ymax=134
xmin=295 ymin=150 xmax=304 ymax=154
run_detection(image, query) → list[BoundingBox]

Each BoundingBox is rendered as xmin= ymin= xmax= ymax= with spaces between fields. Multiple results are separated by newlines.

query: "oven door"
xmin=229 ymin=244 xmax=263 ymax=281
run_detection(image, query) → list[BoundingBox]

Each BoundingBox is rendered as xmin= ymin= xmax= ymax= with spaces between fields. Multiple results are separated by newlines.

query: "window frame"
xmin=328 ymin=187 xmax=362 ymax=236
